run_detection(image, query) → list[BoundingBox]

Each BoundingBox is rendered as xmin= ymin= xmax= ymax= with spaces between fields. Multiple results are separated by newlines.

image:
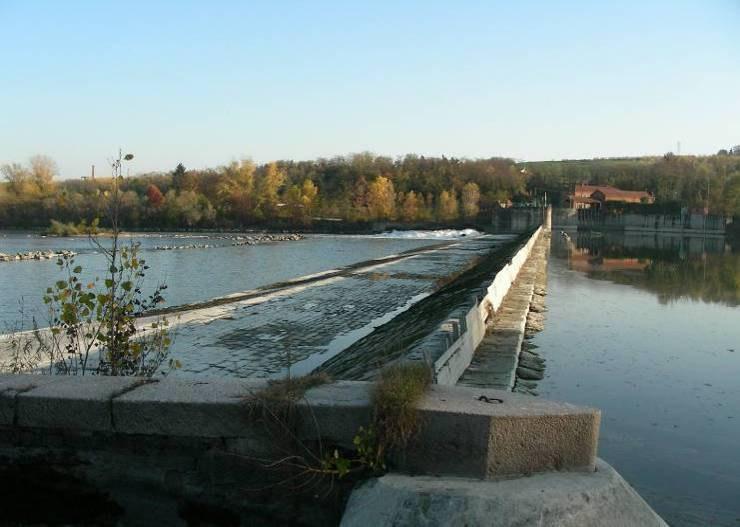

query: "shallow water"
xmin=0 ymin=232 xmax=439 ymax=331
xmin=531 ymin=232 xmax=740 ymax=526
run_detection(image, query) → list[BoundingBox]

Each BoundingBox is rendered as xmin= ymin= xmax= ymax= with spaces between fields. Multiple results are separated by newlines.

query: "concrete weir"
xmin=410 ymin=226 xmax=547 ymax=386
xmin=0 ymin=372 xmax=665 ymax=525
xmin=0 ymin=374 xmax=605 ymax=524
xmin=0 ymin=218 xmax=667 ymax=524
xmin=458 ymin=230 xmax=551 ymax=391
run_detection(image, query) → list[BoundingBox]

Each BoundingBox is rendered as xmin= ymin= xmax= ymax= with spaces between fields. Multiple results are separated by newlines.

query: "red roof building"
xmin=569 ymin=184 xmax=654 ymax=209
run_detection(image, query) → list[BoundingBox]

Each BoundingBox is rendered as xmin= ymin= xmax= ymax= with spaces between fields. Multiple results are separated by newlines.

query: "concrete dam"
xmin=0 ymin=217 xmax=667 ymax=526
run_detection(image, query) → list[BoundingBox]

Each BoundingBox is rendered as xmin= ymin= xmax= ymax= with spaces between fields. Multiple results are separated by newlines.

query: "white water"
xmin=372 ymin=228 xmax=482 ymax=239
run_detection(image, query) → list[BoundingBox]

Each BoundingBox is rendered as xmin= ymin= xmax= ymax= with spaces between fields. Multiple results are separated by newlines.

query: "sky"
xmin=1 ymin=1 xmax=739 ymax=179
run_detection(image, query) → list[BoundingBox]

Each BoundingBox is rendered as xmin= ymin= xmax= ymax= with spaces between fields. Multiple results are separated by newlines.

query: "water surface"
xmin=0 ymin=232 xmax=438 ymax=330
xmin=531 ymin=232 xmax=739 ymax=526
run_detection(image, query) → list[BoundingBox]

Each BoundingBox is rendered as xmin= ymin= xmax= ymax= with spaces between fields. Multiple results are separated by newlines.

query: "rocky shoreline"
xmin=0 ymin=250 xmax=77 ymax=263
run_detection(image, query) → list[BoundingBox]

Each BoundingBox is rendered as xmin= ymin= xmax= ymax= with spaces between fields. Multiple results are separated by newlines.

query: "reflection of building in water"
xmin=568 ymin=250 xmax=649 ymax=274
xmin=555 ymin=231 xmax=739 ymax=306
xmin=569 ymin=184 xmax=654 ymax=210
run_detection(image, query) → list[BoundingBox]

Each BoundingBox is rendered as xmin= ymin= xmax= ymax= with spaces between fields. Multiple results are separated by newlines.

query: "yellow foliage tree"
xmin=437 ymin=189 xmax=459 ymax=221
xmin=400 ymin=191 xmax=420 ymax=222
xmin=367 ymin=176 xmax=395 ymax=220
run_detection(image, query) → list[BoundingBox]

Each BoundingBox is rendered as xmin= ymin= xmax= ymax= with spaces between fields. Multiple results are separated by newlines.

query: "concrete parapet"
xmin=413 ymin=227 xmax=544 ymax=386
xmin=113 ymin=377 xmax=265 ymax=437
xmin=0 ymin=374 xmax=598 ymax=479
xmin=18 ymin=375 xmax=144 ymax=432
xmin=340 ymin=459 xmax=667 ymax=527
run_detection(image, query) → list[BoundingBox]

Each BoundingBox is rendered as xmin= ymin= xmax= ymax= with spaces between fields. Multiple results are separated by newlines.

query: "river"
xmin=530 ymin=231 xmax=739 ymax=526
xmin=0 ymin=231 xmax=456 ymax=331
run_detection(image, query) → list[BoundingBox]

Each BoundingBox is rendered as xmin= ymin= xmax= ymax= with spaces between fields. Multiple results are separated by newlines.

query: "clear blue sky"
xmin=1 ymin=1 xmax=739 ymax=179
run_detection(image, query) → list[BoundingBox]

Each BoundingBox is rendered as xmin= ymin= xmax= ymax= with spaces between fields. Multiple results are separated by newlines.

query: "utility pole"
xmin=91 ymin=164 xmax=95 ymax=180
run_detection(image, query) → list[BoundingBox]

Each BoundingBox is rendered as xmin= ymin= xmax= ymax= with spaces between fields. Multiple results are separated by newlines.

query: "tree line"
xmin=525 ymin=152 xmax=740 ymax=217
xmin=1 ymin=151 xmax=739 ymax=231
xmin=0 ymin=154 xmax=525 ymax=230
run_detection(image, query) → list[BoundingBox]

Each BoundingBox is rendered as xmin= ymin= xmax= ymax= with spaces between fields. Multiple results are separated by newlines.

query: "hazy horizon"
xmin=2 ymin=1 xmax=739 ymax=179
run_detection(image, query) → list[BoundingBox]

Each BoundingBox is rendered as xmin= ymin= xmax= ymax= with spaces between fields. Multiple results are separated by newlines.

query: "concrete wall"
xmin=492 ymin=208 xmax=547 ymax=233
xmin=407 ymin=227 xmax=544 ymax=385
xmin=0 ymin=374 xmax=599 ymax=524
xmin=341 ymin=459 xmax=667 ymax=527
xmin=572 ymin=209 xmax=728 ymax=235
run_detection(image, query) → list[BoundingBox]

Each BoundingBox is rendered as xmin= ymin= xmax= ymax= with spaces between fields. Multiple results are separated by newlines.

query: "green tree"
xmin=172 ymin=162 xmax=197 ymax=191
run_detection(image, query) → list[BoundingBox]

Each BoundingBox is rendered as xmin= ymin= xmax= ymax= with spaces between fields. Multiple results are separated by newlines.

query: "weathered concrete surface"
xmin=458 ymin=232 xmax=550 ymax=391
xmin=17 ymin=375 xmax=144 ymax=432
xmin=406 ymin=384 xmax=600 ymax=478
xmin=0 ymin=374 xmax=67 ymax=425
xmin=113 ymin=377 xmax=264 ymax=437
xmin=341 ymin=459 xmax=667 ymax=527
xmin=163 ymin=235 xmax=512 ymax=379
xmin=0 ymin=374 xmax=599 ymax=479
xmin=405 ymin=227 xmax=543 ymax=386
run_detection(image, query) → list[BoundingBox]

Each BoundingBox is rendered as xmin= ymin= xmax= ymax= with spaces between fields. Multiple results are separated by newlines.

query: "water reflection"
xmin=534 ymin=231 xmax=740 ymax=526
xmin=554 ymin=232 xmax=739 ymax=306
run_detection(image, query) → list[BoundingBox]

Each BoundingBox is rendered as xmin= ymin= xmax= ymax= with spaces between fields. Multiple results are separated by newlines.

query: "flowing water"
xmin=0 ymin=231 xmax=471 ymax=331
xmin=2 ymin=229 xmax=738 ymax=524
xmin=530 ymin=231 xmax=739 ymax=526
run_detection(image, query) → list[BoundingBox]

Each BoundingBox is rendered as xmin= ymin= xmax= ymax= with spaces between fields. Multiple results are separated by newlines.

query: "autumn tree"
xmin=301 ymin=179 xmax=318 ymax=218
xmin=256 ymin=162 xmax=285 ymax=218
xmin=1 ymin=163 xmax=32 ymax=195
xmin=218 ymin=159 xmax=256 ymax=224
xmin=367 ymin=176 xmax=395 ymax=220
xmin=28 ymin=155 xmax=57 ymax=194
xmin=461 ymin=181 xmax=481 ymax=219
xmin=400 ymin=191 xmax=420 ymax=222
xmin=437 ymin=189 xmax=459 ymax=222
xmin=172 ymin=163 xmax=197 ymax=191
xmin=146 ymin=184 xmax=164 ymax=207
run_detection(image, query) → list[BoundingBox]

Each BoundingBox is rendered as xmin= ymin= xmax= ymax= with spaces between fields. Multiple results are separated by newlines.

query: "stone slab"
xmin=16 ymin=375 xmax=145 ymax=431
xmin=113 ymin=377 xmax=266 ymax=437
xmin=341 ymin=459 xmax=667 ymax=527
xmin=0 ymin=374 xmax=65 ymax=425
xmin=405 ymin=384 xmax=600 ymax=478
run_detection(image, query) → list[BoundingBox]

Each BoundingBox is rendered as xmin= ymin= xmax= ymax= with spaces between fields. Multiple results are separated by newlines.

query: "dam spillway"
xmin=160 ymin=234 xmax=518 ymax=378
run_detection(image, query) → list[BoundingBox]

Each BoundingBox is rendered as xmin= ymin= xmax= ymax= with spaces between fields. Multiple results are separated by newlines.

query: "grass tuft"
xmin=372 ymin=361 xmax=432 ymax=451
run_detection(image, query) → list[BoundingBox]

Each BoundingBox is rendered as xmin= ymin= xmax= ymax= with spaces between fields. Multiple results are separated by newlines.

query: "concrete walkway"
xmin=457 ymin=234 xmax=550 ymax=390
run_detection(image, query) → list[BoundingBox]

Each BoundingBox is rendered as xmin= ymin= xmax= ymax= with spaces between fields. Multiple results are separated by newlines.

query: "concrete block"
xmin=17 ymin=375 xmax=144 ymax=431
xmin=113 ymin=377 xmax=266 ymax=437
xmin=340 ymin=459 xmax=667 ymax=527
xmin=0 ymin=374 xmax=65 ymax=425
xmin=298 ymin=380 xmax=373 ymax=448
xmin=403 ymin=384 xmax=599 ymax=478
